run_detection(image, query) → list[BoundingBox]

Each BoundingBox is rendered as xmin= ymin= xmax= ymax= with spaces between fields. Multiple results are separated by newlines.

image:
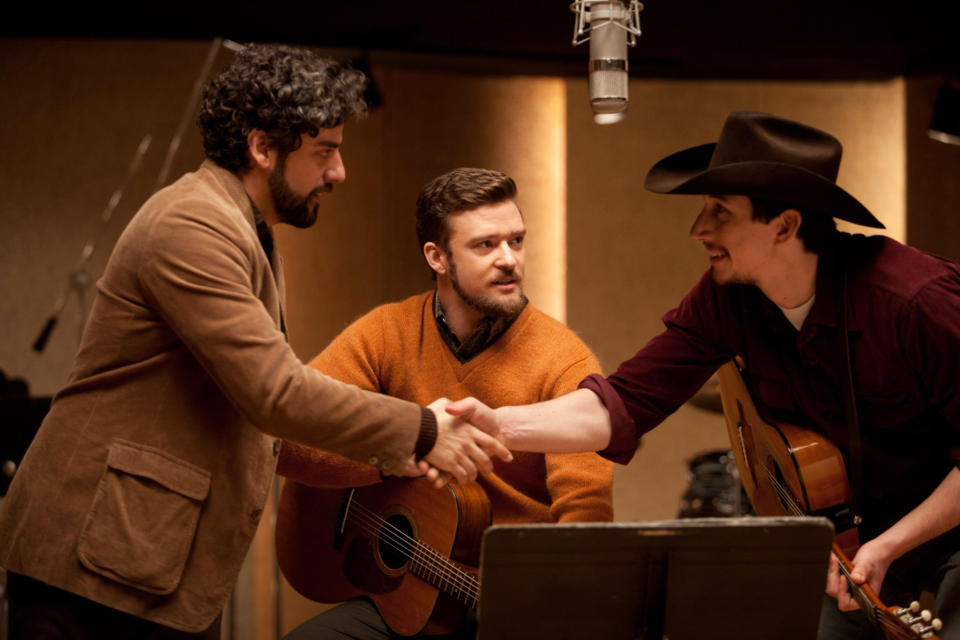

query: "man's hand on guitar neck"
xmin=826 ymin=540 xmax=894 ymax=612
xmin=829 ymin=467 xmax=960 ymax=612
xmin=416 ymin=397 xmax=513 ymax=488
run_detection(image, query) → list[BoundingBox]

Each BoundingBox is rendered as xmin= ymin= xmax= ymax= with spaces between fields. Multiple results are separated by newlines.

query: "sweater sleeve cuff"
xmin=414 ymin=407 xmax=439 ymax=460
xmin=578 ymin=374 xmax=640 ymax=465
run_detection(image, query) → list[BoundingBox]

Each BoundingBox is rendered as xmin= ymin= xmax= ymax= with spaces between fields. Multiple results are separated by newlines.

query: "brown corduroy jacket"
xmin=0 ymin=161 xmax=424 ymax=632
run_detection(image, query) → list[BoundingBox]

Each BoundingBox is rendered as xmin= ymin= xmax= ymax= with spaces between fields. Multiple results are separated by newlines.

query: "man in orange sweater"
xmin=277 ymin=167 xmax=614 ymax=639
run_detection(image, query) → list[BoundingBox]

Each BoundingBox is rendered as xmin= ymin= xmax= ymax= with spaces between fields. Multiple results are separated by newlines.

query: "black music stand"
xmin=477 ymin=517 xmax=833 ymax=640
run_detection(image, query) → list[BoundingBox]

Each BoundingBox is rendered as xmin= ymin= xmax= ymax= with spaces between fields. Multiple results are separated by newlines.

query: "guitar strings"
xmin=343 ymin=500 xmax=480 ymax=602
xmin=876 ymin=610 xmax=931 ymax=640
xmin=347 ymin=504 xmax=479 ymax=598
xmin=345 ymin=502 xmax=479 ymax=602
xmin=760 ymin=466 xmax=879 ymax=623
xmin=343 ymin=506 xmax=478 ymax=601
xmin=877 ymin=615 xmax=921 ymax=640
xmin=346 ymin=501 xmax=476 ymax=589
xmin=345 ymin=504 xmax=474 ymax=586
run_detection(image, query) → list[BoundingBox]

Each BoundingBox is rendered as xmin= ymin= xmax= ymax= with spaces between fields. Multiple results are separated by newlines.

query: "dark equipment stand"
xmin=0 ymin=370 xmax=52 ymax=640
xmin=477 ymin=517 xmax=834 ymax=640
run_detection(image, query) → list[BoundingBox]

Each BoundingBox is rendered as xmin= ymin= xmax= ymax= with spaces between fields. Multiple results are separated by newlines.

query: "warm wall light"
xmin=928 ymin=78 xmax=960 ymax=145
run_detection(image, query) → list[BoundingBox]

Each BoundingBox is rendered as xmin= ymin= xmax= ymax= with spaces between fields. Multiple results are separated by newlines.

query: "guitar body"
xmin=717 ymin=360 xmax=943 ymax=639
xmin=716 ymin=360 xmax=860 ymax=554
xmin=276 ymin=477 xmax=490 ymax=636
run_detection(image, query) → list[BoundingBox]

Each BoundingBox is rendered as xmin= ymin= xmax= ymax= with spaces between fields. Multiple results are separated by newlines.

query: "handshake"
xmin=400 ymin=389 xmax=613 ymax=486
xmin=403 ymin=397 xmax=510 ymax=488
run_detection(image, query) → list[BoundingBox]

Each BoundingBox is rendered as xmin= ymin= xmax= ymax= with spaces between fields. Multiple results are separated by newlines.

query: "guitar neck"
xmin=832 ymin=544 xmax=941 ymax=640
xmin=834 ymin=546 xmax=882 ymax=626
xmin=408 ymin=554 xmax=480 ymax=608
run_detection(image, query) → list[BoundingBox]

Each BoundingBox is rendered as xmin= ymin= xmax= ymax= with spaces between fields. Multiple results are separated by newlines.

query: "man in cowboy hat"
xmin=446 ymin=111 xmax=960 ymax=639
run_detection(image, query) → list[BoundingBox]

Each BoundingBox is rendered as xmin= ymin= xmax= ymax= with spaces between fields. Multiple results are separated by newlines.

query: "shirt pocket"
xmin=77 ymin=439 xmax=211 ymax=595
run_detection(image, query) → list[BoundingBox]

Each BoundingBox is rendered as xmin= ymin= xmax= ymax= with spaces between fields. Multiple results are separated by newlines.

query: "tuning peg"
xmin=916 ymin=617 xmax=943 ymax=638
xmin=898 ymin=607 xmax=934 ymax=628
xmin=916 ymin=614 xmax=943 ymax=638
xmin=910 ymin=601 xmax=921 ymax=613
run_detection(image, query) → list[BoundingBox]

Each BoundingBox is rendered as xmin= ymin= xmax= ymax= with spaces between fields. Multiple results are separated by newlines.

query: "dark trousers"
xmin=282 ymin=597 xmax=476 ymax=640
xmin=7 ymin=572 xmax=221 ymax=640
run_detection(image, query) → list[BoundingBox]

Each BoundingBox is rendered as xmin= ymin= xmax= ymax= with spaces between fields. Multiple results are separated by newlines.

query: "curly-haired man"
xmin=0 ymin=44 xmax=508 ymax=640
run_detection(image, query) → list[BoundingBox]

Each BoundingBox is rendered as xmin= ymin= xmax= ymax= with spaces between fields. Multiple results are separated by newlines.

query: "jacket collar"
xmin=200 ymin=160 xmax=258 ymax=238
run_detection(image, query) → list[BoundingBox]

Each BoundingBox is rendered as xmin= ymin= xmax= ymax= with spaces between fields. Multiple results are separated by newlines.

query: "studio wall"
xmin=905 ymin=76 xmax=960 ymax=263
xmin=0 ymin=38 xmax=223 ymax=397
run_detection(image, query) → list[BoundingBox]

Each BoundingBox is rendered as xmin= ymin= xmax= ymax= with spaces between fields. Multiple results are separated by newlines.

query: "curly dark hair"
xmin=198 ymin=44 xmax=367 ymax=172
xmin=415 ymin=167 xmax=518 ymax=251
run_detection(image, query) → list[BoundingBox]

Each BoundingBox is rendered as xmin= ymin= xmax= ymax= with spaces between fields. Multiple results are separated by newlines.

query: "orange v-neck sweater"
xmin=279 ymin=291 xmax=613 ymax=524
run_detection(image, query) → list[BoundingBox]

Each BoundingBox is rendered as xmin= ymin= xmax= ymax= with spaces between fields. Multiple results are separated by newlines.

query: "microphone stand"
xmin=33 ymin=36 xmax=229 ymax=354
xmin=154 ymin=37 xmax=224 ymax=192
xmin=32 ymin=134 xmax=152 ymax=353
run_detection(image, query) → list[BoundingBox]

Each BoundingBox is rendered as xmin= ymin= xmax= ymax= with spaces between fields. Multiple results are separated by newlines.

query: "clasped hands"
xmin=398 ymin=397 xmax=507 ymax=488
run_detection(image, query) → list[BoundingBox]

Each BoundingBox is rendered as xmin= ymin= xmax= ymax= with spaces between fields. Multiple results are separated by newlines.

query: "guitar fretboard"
xmin=409 ymin=555 xmax=479 ymax=607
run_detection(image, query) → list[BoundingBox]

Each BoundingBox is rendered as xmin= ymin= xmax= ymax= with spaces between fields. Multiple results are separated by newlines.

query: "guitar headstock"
xmin=880 ymin=600 xmax=943 ymax=640
xmin=832 ymin=544 xmax=942 ymax=640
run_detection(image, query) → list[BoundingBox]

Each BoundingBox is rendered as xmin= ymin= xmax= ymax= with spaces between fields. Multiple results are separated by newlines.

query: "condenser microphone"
xmin=571 ymin=1 xmax=643 ymax=124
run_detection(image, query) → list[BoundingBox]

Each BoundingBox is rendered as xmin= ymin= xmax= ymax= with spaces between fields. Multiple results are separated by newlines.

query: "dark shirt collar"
xmin=804 ymin=233 xmax=861 ymax=332
xmin=432 ymin=291 xmax=525 ymax=363
xmin=249 ymin=199 xmax=275 ymax=265
xmin=736 ymin=233 xmax=857 ymax=333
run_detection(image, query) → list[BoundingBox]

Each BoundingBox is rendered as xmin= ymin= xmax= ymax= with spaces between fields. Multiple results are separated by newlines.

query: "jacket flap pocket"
xmin=106 ymin=440 xmax=210 ymax=501
xmin=78 ymin=441 xmax=212 ymax=595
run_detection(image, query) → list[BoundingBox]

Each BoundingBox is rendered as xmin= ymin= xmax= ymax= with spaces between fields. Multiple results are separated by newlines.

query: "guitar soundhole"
xmin=378 ymin=514 xmax=414 ymax=570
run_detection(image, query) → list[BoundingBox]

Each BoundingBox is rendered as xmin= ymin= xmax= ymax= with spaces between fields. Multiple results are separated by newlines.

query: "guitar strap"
xmin=839 ymin=258 xmax=864 ymax=527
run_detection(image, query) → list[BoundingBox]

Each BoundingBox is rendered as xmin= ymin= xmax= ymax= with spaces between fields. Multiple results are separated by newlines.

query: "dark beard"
xmin=449 ymin=258 xmax=526 ymax=320
xmin=710 ymin=266 xmax=756 ymax=287
xmin=267 ymin=155 xmax=331 ymax=229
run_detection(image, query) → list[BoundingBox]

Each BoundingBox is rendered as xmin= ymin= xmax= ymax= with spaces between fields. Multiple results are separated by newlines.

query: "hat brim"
xmin=644 ymin=143 xmax=885 ymax=229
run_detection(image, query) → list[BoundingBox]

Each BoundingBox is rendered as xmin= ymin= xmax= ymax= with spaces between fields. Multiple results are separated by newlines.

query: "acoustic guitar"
xmin=276 ymin=476 xmax=490 ymax=636
xmin=716 ymin=359 xmax=943 ymax=640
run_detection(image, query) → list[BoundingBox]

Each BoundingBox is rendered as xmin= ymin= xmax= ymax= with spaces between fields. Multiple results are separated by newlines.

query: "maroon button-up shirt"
xmin=582 ymin=233 xmax=960 ymax=553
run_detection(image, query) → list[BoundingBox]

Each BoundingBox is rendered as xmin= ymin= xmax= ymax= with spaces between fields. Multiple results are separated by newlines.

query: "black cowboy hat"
xmin=644 ymin=110 xmax=885 ymax=229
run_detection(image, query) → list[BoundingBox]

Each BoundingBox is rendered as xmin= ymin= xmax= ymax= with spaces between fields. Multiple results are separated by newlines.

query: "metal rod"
xmin=153 ymin=37 xmax=224 ymax=193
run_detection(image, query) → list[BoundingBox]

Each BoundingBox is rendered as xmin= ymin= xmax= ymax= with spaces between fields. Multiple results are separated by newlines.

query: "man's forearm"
xmin=871 ymin=466 xmax=960 ymax=562
xmin=276 ymin=441 xmax=382 ymax=487
xmin=498 ymin=388 xmax=613 ymax=453
xmin=841 ymin=466 xmax=960 ymax=603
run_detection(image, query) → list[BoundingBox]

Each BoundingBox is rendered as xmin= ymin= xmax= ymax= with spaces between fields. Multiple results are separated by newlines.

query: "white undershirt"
xmin=777 ymin=295 xmax=816 ymax=331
